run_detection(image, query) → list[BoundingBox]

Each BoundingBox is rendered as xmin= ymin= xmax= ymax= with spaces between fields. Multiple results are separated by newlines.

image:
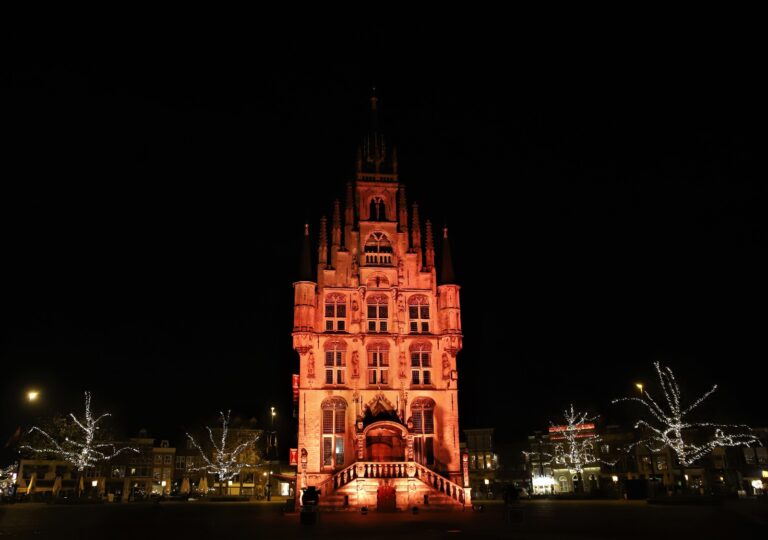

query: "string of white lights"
xmin=613 ymin=362 xmax=760 ymax=467
xmin=21 ymin=391 xmax=137 ymax=471
xmin=186 ymin=410 xmax=260 ymax=483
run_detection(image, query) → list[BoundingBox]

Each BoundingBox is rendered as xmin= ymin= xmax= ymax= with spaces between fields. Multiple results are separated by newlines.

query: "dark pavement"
xmin=0 ymin=499 xmax=765 ymax=539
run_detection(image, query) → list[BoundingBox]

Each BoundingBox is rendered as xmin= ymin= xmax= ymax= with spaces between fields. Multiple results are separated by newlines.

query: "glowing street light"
xmin=635 ymin=383 xmax=643 ymax=395
xmin=27 ymin=390 xmax=40 ymax=402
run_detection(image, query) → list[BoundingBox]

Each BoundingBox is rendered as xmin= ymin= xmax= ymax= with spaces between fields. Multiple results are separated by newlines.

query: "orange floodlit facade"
xmin=292 ymin=97 xmax=469 ymax=510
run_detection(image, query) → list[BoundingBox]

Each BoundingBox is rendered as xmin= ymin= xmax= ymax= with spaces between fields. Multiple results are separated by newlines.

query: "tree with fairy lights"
xmin=186 ymin=411 xmax=261 ymax=495
xmin=524 ymin=404 xmax=605 ymax=493
xmin=550 ymin=404 xmax=603 ymax=492
xmin=20 ymin=391 xmax=137 ymax=496
xmin=613 ymin=362 xmax=760 ymax=494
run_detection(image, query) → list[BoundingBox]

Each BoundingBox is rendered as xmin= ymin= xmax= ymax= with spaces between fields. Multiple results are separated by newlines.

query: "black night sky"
xmin=2 ymin=22 xmax=766 ymax=454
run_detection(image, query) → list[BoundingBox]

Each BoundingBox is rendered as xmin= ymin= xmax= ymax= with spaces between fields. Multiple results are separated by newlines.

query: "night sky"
xmin=2 ymin=23 xmax=765 ymax=453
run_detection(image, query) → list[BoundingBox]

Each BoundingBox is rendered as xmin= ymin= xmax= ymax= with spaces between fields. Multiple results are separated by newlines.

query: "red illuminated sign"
xmin=289 ymin=448 xmax=298 ymax=466
xmin=548 ymin=423 xmax=594 ymax=433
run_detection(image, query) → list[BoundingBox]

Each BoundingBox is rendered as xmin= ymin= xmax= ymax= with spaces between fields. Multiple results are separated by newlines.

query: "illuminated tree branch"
xmin=186 ymin=411 xmax=260 ymax=488
xmin=613 ymin=362 xmax=760 ymax=468
xmin=21 ymin=391 xmax=137 ymax=472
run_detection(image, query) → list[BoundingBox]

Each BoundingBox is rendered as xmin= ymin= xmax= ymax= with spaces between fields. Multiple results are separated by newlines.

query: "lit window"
xmin=324 ymin=342 xmax=346 ymax=385
xmin=410 ymin=343 xmax=432 ymax=385
xmin=324 ymin=293 xmax=347 ymax=332
xmin=322 ymin=397 xmax=346 ymax=468
xmin=411 ymin=397 xmax=435 ymax=466
xmin=367 ymin=294 xmax=389 ymax=333
xmin=367 ymin=343 xmax=389 ymax=386
xmin=408 ymin=295 xmax=430 ymax=333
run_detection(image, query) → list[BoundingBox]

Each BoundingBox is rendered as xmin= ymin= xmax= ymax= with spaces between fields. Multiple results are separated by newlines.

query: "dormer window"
xmin=364 ymin=232 xmax=393 ymax=265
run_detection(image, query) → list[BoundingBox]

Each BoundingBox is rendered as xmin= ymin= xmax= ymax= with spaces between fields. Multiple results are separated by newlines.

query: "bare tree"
xmin=186 ymin=411 xmax=260 ymax=495
xmin=613 ymin=362 xmax=760 ymax=493
xmin=21 ymin=392 xmax=137 ymax=495
xmin=525 ymin=404 xmax=606 ymax=493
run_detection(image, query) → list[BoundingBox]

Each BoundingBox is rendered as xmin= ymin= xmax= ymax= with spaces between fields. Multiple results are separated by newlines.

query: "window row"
xmin=324 ymin=295 xmax=432 ymax=333
xmin=322 ymin=345 xmax=433 ymax=387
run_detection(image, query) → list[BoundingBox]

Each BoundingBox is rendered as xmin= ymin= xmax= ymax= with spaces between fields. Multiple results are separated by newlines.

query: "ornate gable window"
xmin=408 ymin=295 xmax=431 ymax=333
xmin=364 ymin=232 xmax=393 ymax=265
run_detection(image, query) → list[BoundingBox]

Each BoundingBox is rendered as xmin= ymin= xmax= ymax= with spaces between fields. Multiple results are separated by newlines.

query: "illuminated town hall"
xmin=292 ymin=97 xmax=469 ymax=510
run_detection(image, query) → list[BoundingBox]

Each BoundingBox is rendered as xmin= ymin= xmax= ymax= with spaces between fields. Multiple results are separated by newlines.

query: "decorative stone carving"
xmin=351 ymin=351 xmax=360 ymax=378
xmin=307 ymin=351 xmax=315 ymax=379
xmin=442 ymin=352 xmax=451 ymax=380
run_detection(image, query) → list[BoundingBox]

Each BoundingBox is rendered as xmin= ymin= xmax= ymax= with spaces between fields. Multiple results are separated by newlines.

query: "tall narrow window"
xmin=367 ymin=295 xmax=389 ymax=333
xmin=410 ymin=342 xmax=432 ymax=385
xmin=324 ymin=341 xmax=346 ymax=385
xmin=322 ymin=397 xmax=346 ymax=468
xmin=411 ymin=397 xmax=435 ymax=466
xmin=369 ymin=197 xmax=386 ymax=221
xmin=408 ymin=295 xmax=431 ymax=333
xmin=324 ymin=293 xmax=347 ymax=332
xmin=367 ymin=343 xmax=389 ymax=386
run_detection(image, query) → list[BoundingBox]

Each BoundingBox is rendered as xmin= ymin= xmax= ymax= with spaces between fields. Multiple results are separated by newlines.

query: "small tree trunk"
xmin=679 ymin=465 xmax=687 ymax=495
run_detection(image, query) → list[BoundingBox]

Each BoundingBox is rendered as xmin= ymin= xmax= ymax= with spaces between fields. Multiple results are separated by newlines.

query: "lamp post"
xmin=635 ymin=383 xmax=643 ymax=396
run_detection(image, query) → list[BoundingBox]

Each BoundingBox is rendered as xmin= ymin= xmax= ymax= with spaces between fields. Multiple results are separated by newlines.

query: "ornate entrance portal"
xmin=365 ymin=423 xmax=406 ymax=462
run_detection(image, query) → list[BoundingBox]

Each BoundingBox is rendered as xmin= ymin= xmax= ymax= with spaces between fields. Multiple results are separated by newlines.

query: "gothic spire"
xmin=318 ymin=215 xmax=328 ymax=266
xmin=411 ymin=202 xmax=422 ymax=267
xmin=425 ymin=219 xmax=435 ymax=269
xmin=359 ymin=90 xmax=396 ymax=178
xmin=299 ymin=223 xmax=313 ymax=282
xmin=440 ymin=225 xmax=456 ymax=284
xmin=332 ymin=199 xmax=341 ymax=247
xmin=398 ymin=184 xmax=408 ymax=234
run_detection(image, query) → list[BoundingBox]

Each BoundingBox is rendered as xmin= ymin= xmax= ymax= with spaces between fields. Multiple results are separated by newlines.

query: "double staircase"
xmin=315 ymin=461 xmax=469 ymax=511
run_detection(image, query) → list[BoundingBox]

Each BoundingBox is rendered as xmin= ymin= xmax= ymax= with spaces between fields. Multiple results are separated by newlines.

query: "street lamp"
xmin=635 ymin=383 xmax=643 ymax=396
xmin=27 ymin=390 xmax=40 ymax=402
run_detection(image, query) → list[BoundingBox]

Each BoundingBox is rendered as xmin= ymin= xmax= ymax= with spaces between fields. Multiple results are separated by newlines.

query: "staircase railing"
xmin=413 ymin=463 xmax=467 ymax=505
xmin=316 ymin=461 xmax=467 ymax=506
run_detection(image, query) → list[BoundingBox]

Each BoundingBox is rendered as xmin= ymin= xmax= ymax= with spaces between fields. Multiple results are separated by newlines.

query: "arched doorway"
xmin=364 ymin=421 xmax=407 ymax=462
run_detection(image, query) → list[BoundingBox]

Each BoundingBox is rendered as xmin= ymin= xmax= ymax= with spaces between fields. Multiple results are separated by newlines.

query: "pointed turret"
xmin=345 ymin=182 xmax=354 ymax=231
xmin=425 ymin=220 xmax=435 ymax=269
xmin=358 ymin=90 xmax=396 ymax=178
xmin=440 ymin=226 xmax=456 ymax=284
xmin=299 ymin=223 xmax=313 ymax=282
xmin=411 ymin=202 xmax=422 ymax=268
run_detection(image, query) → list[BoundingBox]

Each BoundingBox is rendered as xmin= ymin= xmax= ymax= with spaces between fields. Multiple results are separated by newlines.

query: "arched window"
xmin=411 ymin=397 xmax=435 ymax=466
xmin=321 ymin=397 xmax=347 ymax=468
xmin=367 ymin=294 xmax=389 ymax=333
xmin=323 ymin=340 xmax=346 ymax=385
xmin=324 ymin=293 xmax=346 ymax=332
xmin=369 ymin=196 xmax=386 ymax=221
xmin=364 ymin=232 xmax=393 ymax=265
xmin=367 ymin=342 xmax=389 ymax=386
xmin=408 ymin=295 xmax=431 ymax=333
xmin=410 ymin=342 xmax=432 ymax=385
